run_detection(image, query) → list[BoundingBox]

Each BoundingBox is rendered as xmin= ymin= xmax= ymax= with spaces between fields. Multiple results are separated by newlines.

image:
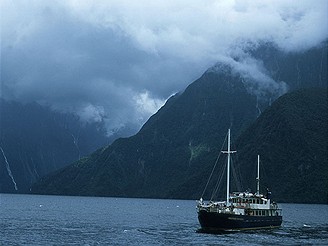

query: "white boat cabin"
xmin=198 ymin=191 xmax=281 ymax=217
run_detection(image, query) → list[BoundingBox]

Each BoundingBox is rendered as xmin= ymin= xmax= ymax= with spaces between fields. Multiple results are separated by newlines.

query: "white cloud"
xmin=1 ymin=0 xmax=327 ymax=135
xmin=78 ymin=104 xmax=105 ymax=123
xmin=134 ymin=91 xmax=166 ymax=122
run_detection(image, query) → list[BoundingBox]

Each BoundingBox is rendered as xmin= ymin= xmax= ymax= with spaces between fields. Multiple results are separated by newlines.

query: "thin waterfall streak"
xmin=256 ymin=96 xmax=262 ymax=117
xmin=0 ymin=146 xmax=18 ymax=190
xmin=71 ymin=133 xmax=81 ymax=160
xmin=319 ymin=48 xmax=324 ymax=86
xmin=296 ymin=59 xmax=301 ymax=87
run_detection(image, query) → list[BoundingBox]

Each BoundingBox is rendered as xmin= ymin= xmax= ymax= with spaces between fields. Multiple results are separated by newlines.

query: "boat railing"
xmin=197 ymin=201 xmax=232 ymax=213
xmin=208 ymin=206 xmax=232 ymax=213
xmin=233 ymin=203 xmax=250 ymax=209
xmin=270 ymin=202 xmax=279 ymax=210
xmin=274 ymin=208 xmax=282 ymax=216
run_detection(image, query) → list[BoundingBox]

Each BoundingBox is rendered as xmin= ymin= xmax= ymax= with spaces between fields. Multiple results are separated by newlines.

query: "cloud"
xmin=1 ymin=0 xmax=327 ymax=135
xmin=78 ymin=104 xmax=105 ymax=124
xmin=134 ymin=91 xmax=166 ymax=122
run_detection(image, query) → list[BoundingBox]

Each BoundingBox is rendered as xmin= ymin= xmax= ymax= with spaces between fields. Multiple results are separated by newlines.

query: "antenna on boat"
xmin=256 ymin=155 xmax=260 ymax=196
xmin=221 ymin=129 xmax=236 ymax=205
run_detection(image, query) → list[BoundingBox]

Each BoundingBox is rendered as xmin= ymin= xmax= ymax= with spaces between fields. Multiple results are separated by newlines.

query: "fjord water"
xmin=1 ymin=194 xmax=327 ymax=245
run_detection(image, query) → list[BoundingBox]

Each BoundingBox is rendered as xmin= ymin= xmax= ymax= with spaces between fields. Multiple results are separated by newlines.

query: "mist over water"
xmin=1 ymin=194 xmax=327 ymax=245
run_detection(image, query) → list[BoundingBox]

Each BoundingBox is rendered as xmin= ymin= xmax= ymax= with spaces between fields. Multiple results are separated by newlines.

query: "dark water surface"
xmin=1 ymin=194 xmax=327 ymax=245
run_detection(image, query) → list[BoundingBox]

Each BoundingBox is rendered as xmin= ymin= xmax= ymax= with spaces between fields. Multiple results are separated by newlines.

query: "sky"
xmin=1 ymin=0 xmax=327 ymax=135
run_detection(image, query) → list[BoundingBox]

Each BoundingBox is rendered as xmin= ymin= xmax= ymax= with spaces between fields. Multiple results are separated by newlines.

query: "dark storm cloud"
xmin=1 ymin=0 xmax=327 ymax=135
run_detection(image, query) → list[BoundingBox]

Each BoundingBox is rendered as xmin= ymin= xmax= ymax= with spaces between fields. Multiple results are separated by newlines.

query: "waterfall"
xmin=0 ymin=146 xmax=18 ymax=190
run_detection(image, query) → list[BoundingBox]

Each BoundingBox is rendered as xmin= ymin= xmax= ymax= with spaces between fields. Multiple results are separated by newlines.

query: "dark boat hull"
xmin=198 ymin=210 xmax=282 ymax=231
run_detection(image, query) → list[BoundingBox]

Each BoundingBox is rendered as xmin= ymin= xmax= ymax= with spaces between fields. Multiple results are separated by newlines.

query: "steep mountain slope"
xmin=31 ymin=43 xmax=327 ymax=203
xmin=251 ymin=43 xmax=327 ymax=90
xmin=0 ymin=100 xmax=111 ymax=192
xmin=177 ymin=88 xmax=327 ymax=203
xmin=31 ymin=70 xmax=259 ymax=197
xmin=235 ymin=88 xmax=328 ymax=204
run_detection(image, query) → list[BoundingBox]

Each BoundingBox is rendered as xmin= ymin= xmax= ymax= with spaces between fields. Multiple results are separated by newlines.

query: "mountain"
xmin=250 ymin=43 xmax=327 ymax=90
xmin=31 ymin=43 xmax=327 ymax=203
xmin=177 ymin=88 xmax=327 ymax=204
xmin=235 ymin=88 xmax=328 ymax=204
xmin=0 ymin=100 xmax=112 ymax=193
xmin=31 ymin=69 xmax=260 ymax=197
xmin=33 ymin=87 xmax=327 ymax=203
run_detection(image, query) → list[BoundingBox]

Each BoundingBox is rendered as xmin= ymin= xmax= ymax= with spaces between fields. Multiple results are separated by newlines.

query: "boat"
xmin=197 ymin=129 xmax=282 ymax=231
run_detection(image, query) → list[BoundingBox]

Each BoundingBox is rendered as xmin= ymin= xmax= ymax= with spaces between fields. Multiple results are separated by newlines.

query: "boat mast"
xmin=222 ymin=129 xmax=236 ymax=204
xmin=256 ymin=155 xmax=260 ymax=195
